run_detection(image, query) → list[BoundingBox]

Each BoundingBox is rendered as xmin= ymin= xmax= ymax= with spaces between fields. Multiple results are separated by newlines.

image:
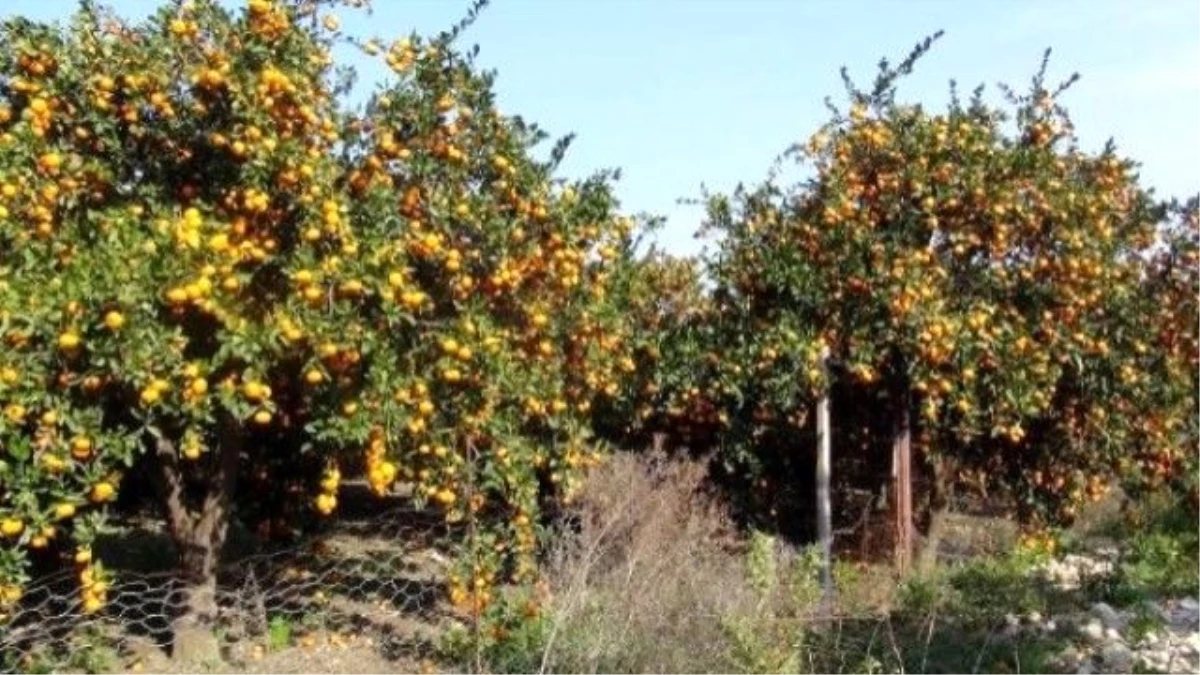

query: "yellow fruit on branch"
xmin=0 ymin=518 xmax=24 ymax=537
xmin=70 ymin=436 xmax=93 ymax=461
xmin=89 ymin=482 xmax=115 ymax=504
xmin=81 ymin=594 xmax=104 ymax=614
xmin=314 ymin=492 xmax=337 ymax=515
xmin=189 ymin=377 xmax=209 ymax=396
xmin=57 ymin=331 xmax=81 ymax=351
xmin=242 ymin=380 xmax=270 ymax=402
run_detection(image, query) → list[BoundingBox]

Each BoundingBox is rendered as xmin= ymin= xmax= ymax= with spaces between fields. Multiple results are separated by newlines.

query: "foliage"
xmin=267 ymin=613 xmax=293 ymax=651
xmin=1083 ymin=493 xmax=1200 ymax=606
xmin=439 ymin=585 xmax=551 ymax=674
xmin=1120 ymin=198 xmax=1199 ymax=503
xmin=0 ymin=0 xmax=639 ymax=622
xmin=594 ymin=249 xmax=712 ymax=446
xmin=639 ymin=34 xmax=1198 ymax=532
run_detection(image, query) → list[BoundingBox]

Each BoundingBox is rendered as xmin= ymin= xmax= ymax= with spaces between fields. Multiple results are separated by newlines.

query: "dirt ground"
xmin=118 ymin=629 xmax=430 ymax=674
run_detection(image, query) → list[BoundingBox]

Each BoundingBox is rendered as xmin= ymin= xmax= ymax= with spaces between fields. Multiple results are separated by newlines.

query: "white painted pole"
xmin=816 ymin=346 xmax=833 ymax=609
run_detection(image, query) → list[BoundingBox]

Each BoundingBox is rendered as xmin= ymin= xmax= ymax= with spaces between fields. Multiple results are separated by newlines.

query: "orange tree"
xmin=592 ymin=248 xmax=715 ymax=447
xmin=1121 ymin=197 xmax=1198 ymax=506
xmin=682 ymin=38 xmax=1194 ymax=550
xmin=0 ymin=0 xmax=636 ymax=638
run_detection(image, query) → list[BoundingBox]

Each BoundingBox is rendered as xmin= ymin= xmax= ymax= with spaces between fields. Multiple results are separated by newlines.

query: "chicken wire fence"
xmin=0 ymin=512 xmax=1075 ymax=675
xmin=0 ymin=505 xmax=479 ymax=674
xmin=0 ymin=457 xmax=1042 ymax=675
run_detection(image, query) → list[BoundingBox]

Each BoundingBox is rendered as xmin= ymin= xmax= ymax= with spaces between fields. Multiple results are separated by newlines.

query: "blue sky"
xmin=8 ymin=0 xmax=1199 ymax=256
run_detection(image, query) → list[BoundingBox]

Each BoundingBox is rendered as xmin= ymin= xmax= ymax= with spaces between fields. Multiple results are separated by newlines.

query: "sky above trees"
xmin=11 ymin=0 xmax=1198 ymax=256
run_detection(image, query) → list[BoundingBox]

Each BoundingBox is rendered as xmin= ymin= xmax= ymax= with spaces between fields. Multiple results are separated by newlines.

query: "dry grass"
xmin=521 ymin=452 xmax=852 ymax=673
xmin=474 ymin=452 xmax=1090 ymax=674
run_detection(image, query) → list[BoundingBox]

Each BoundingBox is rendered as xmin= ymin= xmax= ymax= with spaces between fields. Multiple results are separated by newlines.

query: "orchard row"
xmin=0 ymin=1 xmax=1194 ymax=632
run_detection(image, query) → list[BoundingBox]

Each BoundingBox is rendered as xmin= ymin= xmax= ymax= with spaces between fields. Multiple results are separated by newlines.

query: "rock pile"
xmin=1025 ymin=551 xmax=1199 ymax=674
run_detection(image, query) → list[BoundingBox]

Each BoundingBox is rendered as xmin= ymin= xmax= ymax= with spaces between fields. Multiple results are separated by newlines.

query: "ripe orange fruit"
xmin=89 ymin=482 xmax=116 ymax=503
xmin=314 ymin=493 xmax=337 ymax=515
xmin=242 ymin=380 xmax=269 ymax=401
xmin=184 ymin=444 xmax=204 ymax=461
xmin=103 ymin=311 xmax=125 ymax=330
xmin=189 ymin=377 xmax=208 ymax=396
xmin=81 ymin=595 xmax=103 ymax=614
xmin=58 ymin=331 xmax=81 ymax=351
xmin=71 ymin=436 xmax=93 ymax=460
xmin=1 ymin=585 xmax=24 ymax=605
xmin=38 ymin=152 xmax=62 ymax=172
xmin=0 ymin=518 xmax=24 ymax=537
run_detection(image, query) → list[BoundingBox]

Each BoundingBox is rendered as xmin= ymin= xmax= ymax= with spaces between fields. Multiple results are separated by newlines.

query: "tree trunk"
xmin=651 ymin=431 xmax=667 ymax=454
xmin=917 ymin=455 xmax=952 ymax=573
xmin=155 ymin=417 xmax=241 ymax=664
xmin=892 ymin=380 xmax=913 ymax=574
xmin=173 ymin=522 xmax=223 ymax=664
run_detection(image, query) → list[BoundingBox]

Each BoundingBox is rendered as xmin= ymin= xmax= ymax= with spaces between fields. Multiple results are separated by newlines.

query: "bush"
xmin=531 ymin=453 xmax=748 ymax=673
xmin=1083 ymin=493 xmax=1200 ymax=605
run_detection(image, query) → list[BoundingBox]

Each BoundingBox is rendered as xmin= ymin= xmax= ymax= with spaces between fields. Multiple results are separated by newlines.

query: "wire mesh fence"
xmin=0 ymin=504 xmax=473 ymax=674
xmin=2 ymin=453 xmax=1160 ymax=675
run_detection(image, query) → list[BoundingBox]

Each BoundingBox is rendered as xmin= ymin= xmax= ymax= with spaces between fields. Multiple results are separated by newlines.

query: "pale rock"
xmin=1057 ymin=645 xmax=1082 ymax=669
xmin=1185 ymin=632 xmax=1200 ymax=654
xmin=1100 ymin=642 xmax=1133 ymax=672
xmin=1138 ymin=651 xmax=1167 ymax=673
xmin=1079 ymin=619 xmax=1105 ymax=642
xmin=1176 ymin=599 xmax=1200 ymax=629
xmin=1090 ymin=601 xmax=1124 ymax=629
